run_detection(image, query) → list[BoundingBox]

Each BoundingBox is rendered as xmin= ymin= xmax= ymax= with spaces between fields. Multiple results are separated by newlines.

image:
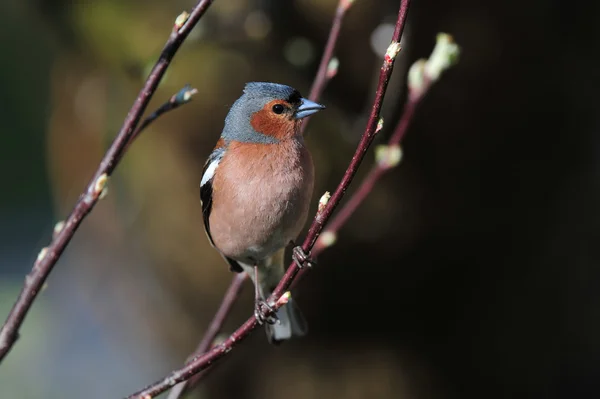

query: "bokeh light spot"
xmin=284 ymin=37 xmax=315 ymax=68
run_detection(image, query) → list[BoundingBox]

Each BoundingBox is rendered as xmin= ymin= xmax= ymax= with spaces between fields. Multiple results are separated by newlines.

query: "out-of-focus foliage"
xmin=1 ymin=0 xmax=600 ymax=398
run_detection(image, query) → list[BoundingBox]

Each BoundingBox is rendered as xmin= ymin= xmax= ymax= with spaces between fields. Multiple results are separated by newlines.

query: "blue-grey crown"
xmin=242 ymin=82 xmax=301 ymax=104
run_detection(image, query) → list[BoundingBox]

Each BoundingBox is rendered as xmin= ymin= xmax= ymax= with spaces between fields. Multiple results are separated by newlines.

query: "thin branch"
xmin=166 ymin=273 xmax=247 ymax=399
xmin=313 ymin=99 xmax=417 ymax=253
xmin=125 ymin=1 xmax=411 ymax=397
xmin=165 ymin=2 xmax=354 ymax=397
xmin=314 ymin=33 xmax=461 ymax=254
xmin=0 ymin=1 xmax=215 ymax=363
xmin=127 ymin=85 xmax=199 ymax=149
xmin=300 ymin=0 xmax=353 ymax=134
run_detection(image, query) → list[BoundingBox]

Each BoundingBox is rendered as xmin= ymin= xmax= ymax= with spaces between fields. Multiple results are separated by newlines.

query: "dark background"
xmin=1 ymin=0 xmax=599 ymax=398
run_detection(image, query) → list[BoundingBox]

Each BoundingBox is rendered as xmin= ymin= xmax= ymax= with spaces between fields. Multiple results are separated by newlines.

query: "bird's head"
xmin=222 ymin=82 xmax=325 ymax=143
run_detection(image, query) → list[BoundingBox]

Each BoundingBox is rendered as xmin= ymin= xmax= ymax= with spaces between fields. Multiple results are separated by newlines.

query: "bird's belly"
xmin=209 ymin=144 xmax=314 ymax=264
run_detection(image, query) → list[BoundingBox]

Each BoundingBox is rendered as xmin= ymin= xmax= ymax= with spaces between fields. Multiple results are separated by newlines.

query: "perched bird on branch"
xmin=200 ymin=82 xmax=325 ymax=343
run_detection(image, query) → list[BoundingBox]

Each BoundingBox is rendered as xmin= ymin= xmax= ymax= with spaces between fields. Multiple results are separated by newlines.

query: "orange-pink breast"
xmin=209 ymin=139 xmax=314 ymax=263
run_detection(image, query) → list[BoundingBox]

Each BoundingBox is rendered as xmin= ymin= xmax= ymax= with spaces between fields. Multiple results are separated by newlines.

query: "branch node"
xmin=326 ymin=57 xmax=339 ymax=79
xmin=276 ymin=292 xmax=292 ymax=307
xmin=174 ymin=11 xmax=190 ymax=32
xmin=215 ymin=333 xmax=228 ymax=346
xmin=83 ymin=172 xmax=109 ymax=207
xmin=409 ymin=33 xmax=460 ymax=99
xmin=94 ymin=173 xmax=109 ymax=197
xmin=376 ymin=117 xmax=385 ymax=134
xmin=384 ymin=41 xmax=402 ymax=64
xmin=52 ymin=221 xmax=65 ymax=239
xmin=36 ymin=247 xmax=48 ymax=265
xmin=173 ymin=84 xmax=199 ymax=104
xmin=318 ymin=191 xmax=331 ymax=214
xmin=424 ymin=33 xmax=461 ymax=82
xmin=376 ymin=144 xmax=403 ymax=169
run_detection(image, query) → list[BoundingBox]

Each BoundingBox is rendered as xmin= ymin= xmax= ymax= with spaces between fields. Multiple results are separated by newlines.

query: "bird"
xmin=200 ymin=82 xmax=325 ymax=343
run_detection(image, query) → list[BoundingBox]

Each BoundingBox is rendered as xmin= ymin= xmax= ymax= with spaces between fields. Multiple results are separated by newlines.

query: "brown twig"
xmin=125 ymin=1 xmax=411 ymax=397
xmin=300 ymin=0 xmax=353 ymax=134
xmin=0 ymin=1 xmax=215 ymax=363
xmin=166 ymin=273 xmax=247 ymax=399
xmin=313 ymin=99 xmax=417 ymax=253
xmin=127 ymin=85 xmax=199 ymax=149
xmin=164 ymin=2 xmax=354 ymax=397
xmin=314 ymin=33 xmax=461 ymax=254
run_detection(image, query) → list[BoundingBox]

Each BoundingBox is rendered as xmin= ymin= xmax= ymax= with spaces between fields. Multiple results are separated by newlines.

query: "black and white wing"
xmin=200 ymin=147 xmax=243 ymax=273
xmin=200 ymin=147 xmax=223 ymax=246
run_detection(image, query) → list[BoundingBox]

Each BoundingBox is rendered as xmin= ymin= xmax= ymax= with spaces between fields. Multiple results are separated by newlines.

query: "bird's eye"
xmin=272 ymin=104 xmax=285 ymax=114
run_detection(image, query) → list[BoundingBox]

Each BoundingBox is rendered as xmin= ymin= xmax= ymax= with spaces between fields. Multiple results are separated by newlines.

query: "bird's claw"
xmin=254 ymin=300 xmax=278 ymax=325
xmin=292 ymin=245 xmax=316 ymax=269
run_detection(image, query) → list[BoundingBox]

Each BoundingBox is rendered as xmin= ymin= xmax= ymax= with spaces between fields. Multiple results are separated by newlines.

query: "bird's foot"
xmin=291 ymin=244 xmax=316 ymax=269
xmin=254 ymin=300 xmax=278 ymax=325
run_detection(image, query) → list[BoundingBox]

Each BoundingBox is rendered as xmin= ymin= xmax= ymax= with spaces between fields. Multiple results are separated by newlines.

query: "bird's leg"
xmin=291 ymin=241 xmax=316 ymax=268
xmin=253 ymin=265 xmax=277 ymax=325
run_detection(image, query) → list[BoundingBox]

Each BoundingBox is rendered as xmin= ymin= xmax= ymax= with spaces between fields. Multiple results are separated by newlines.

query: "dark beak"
xmin=295 ymin=98 xmax=326 ymax=119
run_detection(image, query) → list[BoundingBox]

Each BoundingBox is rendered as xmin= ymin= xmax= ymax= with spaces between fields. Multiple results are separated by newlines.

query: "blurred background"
xmin=1 ymin=0 xmax=599 ymax=398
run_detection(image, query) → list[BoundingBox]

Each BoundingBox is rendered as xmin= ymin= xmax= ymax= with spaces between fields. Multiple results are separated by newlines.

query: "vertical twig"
xmin=125 ymin=1 xmax=411 ymax=397
xmin=0 ymin=1 xmax=215 ymax=363
xmin=300 ymin=0 xmax=353 ymax=134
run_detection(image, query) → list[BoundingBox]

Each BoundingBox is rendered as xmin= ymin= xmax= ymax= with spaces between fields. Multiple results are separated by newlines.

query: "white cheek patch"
xmin=201 ymin=156 xmax=221 ymax=187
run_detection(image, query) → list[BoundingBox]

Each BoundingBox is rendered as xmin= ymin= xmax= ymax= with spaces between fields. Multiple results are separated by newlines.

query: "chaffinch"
xmin=200 ymin=82 xmax=325 ymax=343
